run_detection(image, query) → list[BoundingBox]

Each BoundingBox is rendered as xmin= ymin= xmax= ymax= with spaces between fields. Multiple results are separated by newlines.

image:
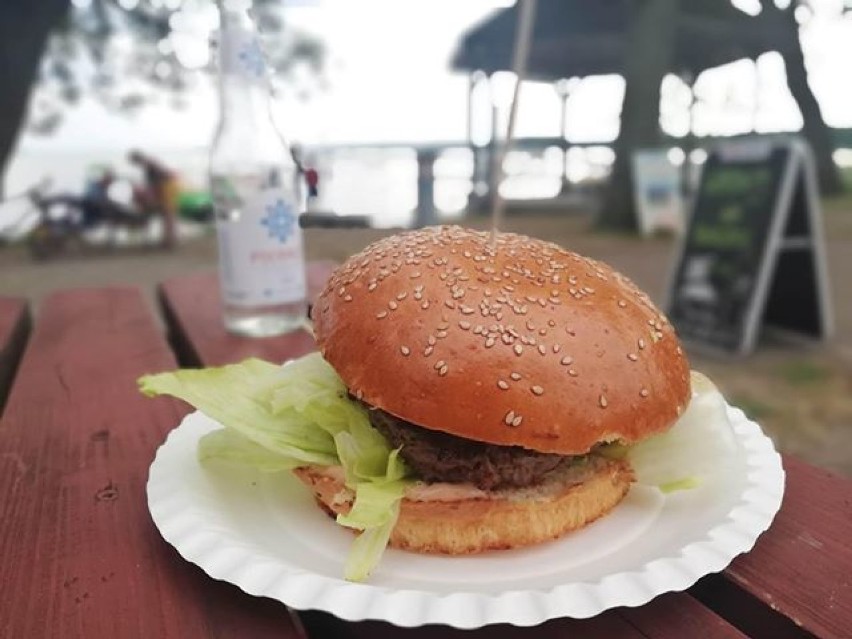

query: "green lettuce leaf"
xmin=197 ymin=428 xmax=305 ymax=472
xmin=344 ymin=501 xmax=401 ymax=582
xmin=139 ymin=353 xmax=411 ymax=581
xmin=139 ymin=358 xmax=337 ymax=466
xmin=628 ymin=371 xmax=741 ymax=493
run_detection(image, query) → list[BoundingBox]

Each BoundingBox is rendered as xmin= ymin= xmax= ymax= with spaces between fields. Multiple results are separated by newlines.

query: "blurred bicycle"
xmin=0 ymin=173 xmax=152 ymax=260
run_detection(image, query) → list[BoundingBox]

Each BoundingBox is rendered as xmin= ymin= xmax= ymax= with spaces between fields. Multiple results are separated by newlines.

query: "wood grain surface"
xmin=158 ymin=262 xmax=335 ymax=367
xmin=0 ymin=288 xmax=305 ymax=639
xmin=0 ymin=296 xmax=30 ymax=411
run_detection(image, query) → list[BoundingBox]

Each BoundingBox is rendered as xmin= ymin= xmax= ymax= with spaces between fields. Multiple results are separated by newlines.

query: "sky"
xmin=15 ymin=0 xmax=852 ymax=154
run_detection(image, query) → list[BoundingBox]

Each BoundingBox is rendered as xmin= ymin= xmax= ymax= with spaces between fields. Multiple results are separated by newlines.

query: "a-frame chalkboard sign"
xmin=666 ymin=138 xmax=832 ymax=356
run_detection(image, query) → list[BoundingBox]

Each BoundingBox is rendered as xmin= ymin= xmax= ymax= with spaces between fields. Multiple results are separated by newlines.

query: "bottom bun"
xmin=292 ymin=456 xmax=634 ymax=555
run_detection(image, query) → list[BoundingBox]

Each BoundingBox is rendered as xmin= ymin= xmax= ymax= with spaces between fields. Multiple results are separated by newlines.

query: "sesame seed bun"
xmin=313 ymin=226 xmax=690 ymax=455
xmin=293 ymin=456 xmax=633 ymax=554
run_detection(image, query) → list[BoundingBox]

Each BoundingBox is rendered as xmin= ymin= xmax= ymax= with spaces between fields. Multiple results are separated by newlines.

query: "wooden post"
xmin=415 ymin=149 xmax=438 ymax=228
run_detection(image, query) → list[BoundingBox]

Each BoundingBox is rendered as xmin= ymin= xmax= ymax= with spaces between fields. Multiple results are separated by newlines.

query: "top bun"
xmin=312 ymin=226 xmax=690 ymax=455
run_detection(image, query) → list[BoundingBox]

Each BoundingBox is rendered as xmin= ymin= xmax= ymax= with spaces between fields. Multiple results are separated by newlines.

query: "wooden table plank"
xmin=0 ymin=296 xmax=31 ymax=412
xmin=159 ymin=271 xmax=746 ymax=639
xmin=0 ymin=287 xmax=305 ymax=639
xmin=159 ymin=262 xmax=335 ymax=366
xmin=692 ymin=455 xmax=852 ymax=639
xmin=299 ymin=592 xmax=747 ymax=639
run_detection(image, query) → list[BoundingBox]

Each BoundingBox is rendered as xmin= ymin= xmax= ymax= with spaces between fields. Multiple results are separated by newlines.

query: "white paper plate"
xmin=147 ymin=403 xmax=784 ymax=629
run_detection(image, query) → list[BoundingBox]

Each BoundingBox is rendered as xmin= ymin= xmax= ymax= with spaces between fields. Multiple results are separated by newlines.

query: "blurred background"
xmin=0 ymin=0 xmax=850 ymax=474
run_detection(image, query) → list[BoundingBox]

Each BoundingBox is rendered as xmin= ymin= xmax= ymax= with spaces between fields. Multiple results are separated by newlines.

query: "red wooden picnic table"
xmin=0 ymin=262 xmax=850 ymax=639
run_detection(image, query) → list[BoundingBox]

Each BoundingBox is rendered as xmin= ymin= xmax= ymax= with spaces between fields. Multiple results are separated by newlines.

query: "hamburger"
xmin=295 ymin=225 xmax=691 ymax=554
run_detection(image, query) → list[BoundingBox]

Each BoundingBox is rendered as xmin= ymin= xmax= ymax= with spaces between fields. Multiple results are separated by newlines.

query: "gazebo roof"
xmin=452 ymin=0 xmax=781 ymax=81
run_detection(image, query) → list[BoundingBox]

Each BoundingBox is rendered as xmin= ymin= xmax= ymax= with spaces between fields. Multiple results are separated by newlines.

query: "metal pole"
xmin=489 ymin=0 xmax=537 ymax=243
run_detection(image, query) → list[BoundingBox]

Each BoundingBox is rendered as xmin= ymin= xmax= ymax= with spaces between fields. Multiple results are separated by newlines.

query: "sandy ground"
xmin=2 ymin=208 xmax=851 ymax=477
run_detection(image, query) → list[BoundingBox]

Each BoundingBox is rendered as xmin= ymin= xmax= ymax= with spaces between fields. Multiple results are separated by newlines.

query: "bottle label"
xmin=221 ymin=27 xmax=267 ymax=83
xmin=216 ymin=187 xmax=306 ymax=307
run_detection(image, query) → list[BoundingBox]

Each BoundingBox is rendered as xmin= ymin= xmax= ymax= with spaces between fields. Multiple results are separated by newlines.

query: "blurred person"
xmin=128 ymin=149 xmax=179 ymax=248
xmin=305 ymin=165 xmax=319 ymax=200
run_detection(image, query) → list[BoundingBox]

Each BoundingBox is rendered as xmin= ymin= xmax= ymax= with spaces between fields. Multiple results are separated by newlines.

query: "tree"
xmin=757 ymin=0 xmax=842 ymax=195
xmin=0 ymin=0 xmax=324 ymax=192
xmin=598 ymin=0 xmax=844 ymax=231
xmin=0 ymin=1 xmax=69 ymax=194
xmin=598 ymin=0 xmax=679 ymax=232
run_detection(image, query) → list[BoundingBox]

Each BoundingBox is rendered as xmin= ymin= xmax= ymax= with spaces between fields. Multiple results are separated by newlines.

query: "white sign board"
xmin=632 ymin=149 xmax=684 ymax=236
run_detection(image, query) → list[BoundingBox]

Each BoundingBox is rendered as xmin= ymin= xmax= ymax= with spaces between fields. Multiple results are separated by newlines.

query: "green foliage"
xmin=29 ymin=0 xmax=325 ymax=135
xmin=730 ymin=393 xmax=776 ymax=420
xmin=778 ymin=360 xmax=831 ymax=386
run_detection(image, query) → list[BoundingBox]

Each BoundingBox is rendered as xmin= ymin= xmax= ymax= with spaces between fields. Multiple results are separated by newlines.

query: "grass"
xmin=730 ymin=394 xmax=776 ymax=421
xmin=777 ymin=360 xmax=832 ymax=386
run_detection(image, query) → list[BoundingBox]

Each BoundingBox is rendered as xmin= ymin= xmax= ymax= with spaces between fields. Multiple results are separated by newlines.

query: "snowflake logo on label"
xmin=261 ymin=199 xmax=296 ymax=243
xmin=237 ymin=40 xmax=265 ymax=78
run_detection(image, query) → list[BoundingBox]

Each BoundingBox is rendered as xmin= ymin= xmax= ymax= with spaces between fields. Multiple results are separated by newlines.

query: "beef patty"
xmin=365 ymin=405 xmax=577 ymax=490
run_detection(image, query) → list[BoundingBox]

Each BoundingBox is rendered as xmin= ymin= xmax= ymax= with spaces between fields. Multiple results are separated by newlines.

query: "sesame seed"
xmin=497 ymin=380 xmax=509 ymax=390
xmin=531 ymin=385 xmax=544 ymax=396
xmin=537 ymin=345 xmax=547 ymax=356
xmin=513 ymin=344 xmax=523 ymax=356
xmin=435 ymin=360 xmax=446 ymax=370
xmin=414 ymin=292 xmax=423 ymax=300
xmin=561 ymin=356 xmax=573 ymax=365
xmin=599 ymin=395 xmax=608 ymax=408
xmin=421 ymin=301 xmax=430 ymax=309
xmin=388 ymin=300 xmax=398 ymax=310
xmin=437 ymin=321 xmax=449 ymax=330
xmin=344 ymin=295 xmax=353 ymax=302
xmin=376 ymin=310 xmax=388 ymax=319
xmin=627 ymin=353 xmax=639 ymax=362
xmin=504 ymin=410 xmax=516 ymax=426
xmin=618 ymin=300 xmax=627 ymax=308
xmin=568 ymin=369 xmax=578 ymax=376
xmin=485 ymin=337 xmax=496 ymax=348
xmin=512 ymin=415 xmax=523 ymax=427
xmin=400 ymin=346 xmax=410 ymax=356
xmin=445 ymin=300 xmax=456 ymax=309
xmin=410 ymin=271 xmax=421 ymax=279
xmin=638 ymin=338 xmax=646 ymax=350
xmin=459 ymin=321 xmax=471 ymax=330
xmin=439 ymin=365 xmax=448 ymax=376
xmin=355 ymin=389 xmax=363 ymax=400
xmin=368 ymin=282 xmax=377 ymax=291
xmin=510 ymin=372 xmax=522 ymax=381
xmin=552 ymin=344 xmax=561 ymax=353
xmin=640 ymin=388 xmax=649 ymax=397
xmin=338 ymin=286 xmax=346 ymax=296
xmin=647 ymin=319 xmax=655 ymax=326
xmin=424 ymin=346 xmax=434 ymax=356
xmin=428 ymin=335 xmax=437 ymax=346
xmin=548 ymin=320 xmax=556 ymax=327
xmin=436 ymin=331 xmax=448 ymax=339
xmin=501 ymin=333 xmax=513 ymax=345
